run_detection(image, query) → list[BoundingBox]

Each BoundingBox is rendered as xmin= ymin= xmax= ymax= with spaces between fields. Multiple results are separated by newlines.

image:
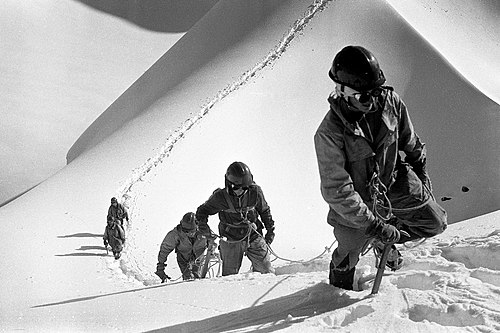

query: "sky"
xmin=0 ymin=0 xmax=218 ymax=205
xmin=0 ymin=0 xmax=499 ymax=332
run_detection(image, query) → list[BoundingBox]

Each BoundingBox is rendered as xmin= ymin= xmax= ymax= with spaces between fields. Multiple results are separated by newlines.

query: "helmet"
xmin=225 ymin=161 xmax=253 ymax=188
xmin=329 ymin=46 xmax=385 ymax=91
xmin=180 ymin=212 xmax=197 ymax=231
xmin=111 ymin=197 xmax=118 ymax=203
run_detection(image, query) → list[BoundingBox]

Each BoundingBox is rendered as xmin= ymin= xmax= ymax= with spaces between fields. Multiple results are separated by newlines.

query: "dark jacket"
xmin=314 ymin=90 xmax=427 ymax=230
xmin=157 ymin=225 xmax=208 ymax=265
xmin=103 ymin=222 xmax=126 ymax=252
xmin=107 ymin=203 xmax=129 ymax=222
xmin=196 ymin=185 xmax=275 ymax=241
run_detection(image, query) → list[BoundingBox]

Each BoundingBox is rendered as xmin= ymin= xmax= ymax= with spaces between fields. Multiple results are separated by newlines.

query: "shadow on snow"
xmin=145 ymin=283 xmax=364 ymax=333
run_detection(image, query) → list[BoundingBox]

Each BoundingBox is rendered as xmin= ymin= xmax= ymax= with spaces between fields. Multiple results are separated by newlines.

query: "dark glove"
xmin=155 ymin=263 xmax=170 ymax=283
xmin=409 ymin=157 xmax=432 ymax=191
xmin=264 ymin=228 xmax=275 ymax=244
xmin=366 ymin=218 xmax=400 ymax=244
xmin=155 ymin=269 xmax=170 ymax=283
xmin=103 ymin=240 xmax=108 ymax=247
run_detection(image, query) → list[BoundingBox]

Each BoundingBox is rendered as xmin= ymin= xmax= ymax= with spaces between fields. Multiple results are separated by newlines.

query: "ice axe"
xmin=201 ymin=241 xmax=216 ymax=278
xmin=371 ymin=230 xmax=410 ymax=295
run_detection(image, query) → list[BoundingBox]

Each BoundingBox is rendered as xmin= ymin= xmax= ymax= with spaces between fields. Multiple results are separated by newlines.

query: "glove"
xmin=365 ymin=218 xmax=400 ymax=244
xmin=103 ymin=240 xmax=108 ymax=247
xmin=264 ymin=228 xmax=275 ymax=244
xmin=409 ymin=157 xmax=432 ymax=192
xmin=155 ymin=262 xmax=170 ymax=283
xmin=155 ymin=269 xmax=170 ymax=283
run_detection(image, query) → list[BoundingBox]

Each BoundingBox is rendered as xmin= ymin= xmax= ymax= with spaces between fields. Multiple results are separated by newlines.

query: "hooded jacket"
xmin=196 ymin=184 xmax=275 ymax=241
xmin=157 ymin=225 xmax=208 ymax=265
xmin=314 ymin=90 xmax=426 ymax=230
xmin=107 ymin=203 xmax=129 ymax=222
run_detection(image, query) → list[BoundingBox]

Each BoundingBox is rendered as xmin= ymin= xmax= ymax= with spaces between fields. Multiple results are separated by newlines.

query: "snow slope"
xmin=0 ymin=0 xmax=499 ymax=332
xmin=0 ymin=0 xmax=216 ymax=205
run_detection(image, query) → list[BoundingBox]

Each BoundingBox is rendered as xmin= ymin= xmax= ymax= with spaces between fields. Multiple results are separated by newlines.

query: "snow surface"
xmin=0 ymin=0 xmax=217 ymax=205
xmin=1 ymin=0 xmax=499 ymax=332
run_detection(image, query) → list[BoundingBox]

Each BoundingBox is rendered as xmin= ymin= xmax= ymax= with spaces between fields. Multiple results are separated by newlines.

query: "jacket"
xmin=314 ymin=90 xmax=426 ymax=230
xmin=196 ymin=185 xmax=275 ymax=241
xmin=107 ymin=203 xmax=129 ymax=222
xmin=157 ymin=225 xmax=208 ymax=264
xmin=103 ymin=222 xmax=126 ymax=252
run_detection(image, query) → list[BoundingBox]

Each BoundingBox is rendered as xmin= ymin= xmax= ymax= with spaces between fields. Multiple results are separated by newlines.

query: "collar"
xmin=328 ymin=92 xmax=397 ymax=135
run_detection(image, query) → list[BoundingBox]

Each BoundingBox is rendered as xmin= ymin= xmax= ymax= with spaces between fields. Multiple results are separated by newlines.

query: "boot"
xmin=329 ymin=261 xmax=355 ymax=290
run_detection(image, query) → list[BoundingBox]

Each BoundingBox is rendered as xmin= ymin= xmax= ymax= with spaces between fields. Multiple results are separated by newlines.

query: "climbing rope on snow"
xmin=248 ymin=223 xmax=337 ymax=264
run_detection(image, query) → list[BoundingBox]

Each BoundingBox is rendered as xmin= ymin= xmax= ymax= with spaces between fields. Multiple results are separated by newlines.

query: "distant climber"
xmin=107 ymin=197 xmax=129 ymax=226
xmin=314 ymin=45 xmax=447 ymax=290
xmin=155 ymin=212 xmax=209 ymax=282
xmin=195 ymin=162 xmax=276 ymax=276
xmin=103 ymin=217 xmax=126 ymax=260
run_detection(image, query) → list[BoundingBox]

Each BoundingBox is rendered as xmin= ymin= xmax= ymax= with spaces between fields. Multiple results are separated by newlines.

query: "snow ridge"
xmin=109 ymin=0 xmax=332 ymax=284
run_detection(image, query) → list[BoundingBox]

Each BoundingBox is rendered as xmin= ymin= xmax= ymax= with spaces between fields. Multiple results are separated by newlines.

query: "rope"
xmin=248 ymin=223 xmax=337 ymax=264
xmin=267 ymin=239 xmax=337 ymax=264
xmin=219 ymin=191 xmax=336 ymax=264
xmin=402 ymin=237 xmax=427 ymax=249
xmin=165 ymin=250 xmax=208 ymax=282
xmin=369 ymin=171 xmax=393 ymax=221
xmin=209 ymin=221 xmax=337 ymax=265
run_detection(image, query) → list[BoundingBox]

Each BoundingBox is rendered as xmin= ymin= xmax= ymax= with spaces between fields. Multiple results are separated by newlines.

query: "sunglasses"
xmin=228 ymin=179 xmax=248 ymax=191
xmin=351 ymin=87 xmax=384 ymax=104
xmin=182 ymin=227 xmax=197 ymax=235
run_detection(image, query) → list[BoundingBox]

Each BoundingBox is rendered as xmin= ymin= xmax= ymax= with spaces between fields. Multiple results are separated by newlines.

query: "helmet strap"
xmin=334 ymin=83 xmax=347 ymax=100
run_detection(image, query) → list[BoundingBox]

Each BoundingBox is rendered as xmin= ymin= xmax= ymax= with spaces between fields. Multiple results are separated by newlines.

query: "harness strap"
xmin=222 ymin=189 xmax=257 ymax=221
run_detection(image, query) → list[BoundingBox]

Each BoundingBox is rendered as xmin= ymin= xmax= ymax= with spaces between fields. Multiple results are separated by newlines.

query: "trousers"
xmin=331 ymin=166 xmax=447 ymax=271
xmin=219 ymin=236 xmax=274 ymax=276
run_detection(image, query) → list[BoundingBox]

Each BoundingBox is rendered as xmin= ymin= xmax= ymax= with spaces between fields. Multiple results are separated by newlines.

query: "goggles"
xmin=227 ymin=179 xmax=248 ymax=191
xmin=339 ymin=84 xmax=384 ymax=104
xmin=352 ymin=87 xmax=383 ymax=103
xmin=182 ymin=227 xmax=197 ymax=236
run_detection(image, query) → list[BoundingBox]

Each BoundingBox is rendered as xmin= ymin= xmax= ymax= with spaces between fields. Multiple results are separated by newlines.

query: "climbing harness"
xmin=220 ymin=189 xmax=257 ymax=246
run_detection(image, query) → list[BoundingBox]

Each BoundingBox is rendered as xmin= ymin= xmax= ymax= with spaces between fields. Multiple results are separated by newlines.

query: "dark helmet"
xmin=111 ymin=197 xmax=118 ymax=203
xmin=329 ymin=45 xmax=386 ymax=91
xmin=180 ymin=212 xmax=197 ymax=231
xmin=225 ymin=161 xmax=253 ymax=188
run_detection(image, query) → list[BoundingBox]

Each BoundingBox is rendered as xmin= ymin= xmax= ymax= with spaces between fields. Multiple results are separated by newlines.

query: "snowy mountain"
xmin=0 ymin=0 xmax=499 ymax=332
xmin=0 ymin=0 xmax=217 ymax=205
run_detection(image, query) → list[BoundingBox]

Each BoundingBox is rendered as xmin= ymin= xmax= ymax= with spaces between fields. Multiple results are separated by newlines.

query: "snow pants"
xmin=219 ymin=236 xmax=274 ymax=276
xmin=331 ymin=166 xmax=447 ymax=272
